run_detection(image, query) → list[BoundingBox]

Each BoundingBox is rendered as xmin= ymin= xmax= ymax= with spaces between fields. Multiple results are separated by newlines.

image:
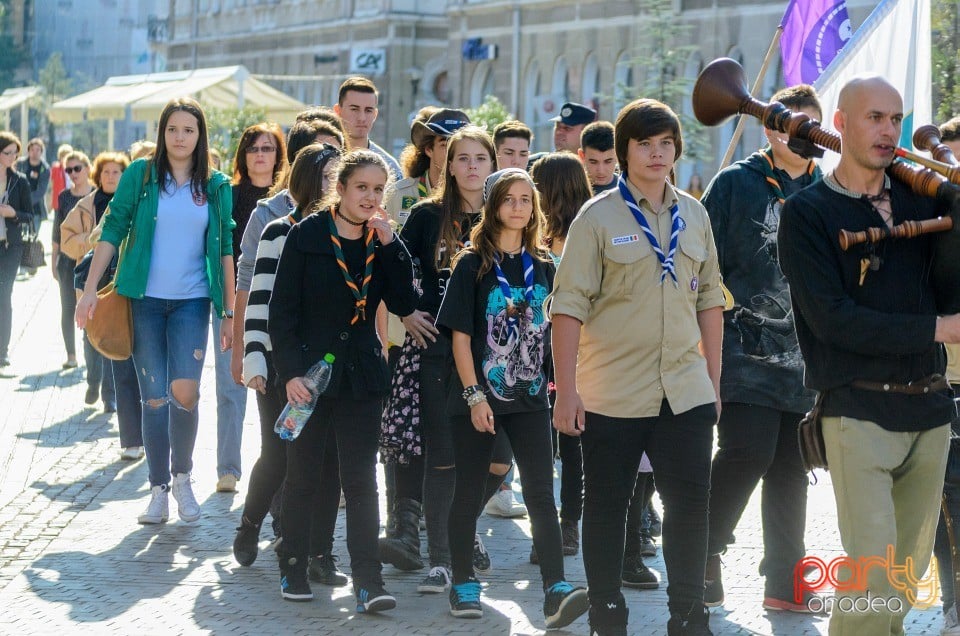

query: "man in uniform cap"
xmin=552 ymin=102 xmax=597 ymax=153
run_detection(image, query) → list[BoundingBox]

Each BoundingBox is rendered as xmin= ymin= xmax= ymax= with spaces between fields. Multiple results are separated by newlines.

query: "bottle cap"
xmin=324 ymin=353 xmax=336 ymax=363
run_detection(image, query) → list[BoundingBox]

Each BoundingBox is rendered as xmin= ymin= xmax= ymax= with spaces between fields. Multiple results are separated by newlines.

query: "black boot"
xmin=588 ymin=595 xmax=628 ymax=636
xmin=667 ymin=604 xmax=712 ymax=636
xmin=378 ymin=497 xmax=424 ymax=570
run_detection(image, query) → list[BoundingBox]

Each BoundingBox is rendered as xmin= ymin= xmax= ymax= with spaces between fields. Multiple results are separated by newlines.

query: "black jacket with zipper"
xmin=2 ymin=168 xmax=35 ymax=245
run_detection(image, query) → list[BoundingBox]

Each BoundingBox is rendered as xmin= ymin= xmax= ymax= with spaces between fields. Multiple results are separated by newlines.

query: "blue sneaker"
xmin=544 ymin=580 xmax=589 ymax=629
xmin=279 ymin=559 xmax=313 ymax=602
xmin=354 ymin=582 xmax=396 ymax=613
xmin=449 ymin=578 xmax=483 ymax=618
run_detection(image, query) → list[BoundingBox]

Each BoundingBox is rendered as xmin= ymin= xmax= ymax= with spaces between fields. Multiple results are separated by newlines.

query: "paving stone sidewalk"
xmin=0 ymin=269 xmax=947 ymax=635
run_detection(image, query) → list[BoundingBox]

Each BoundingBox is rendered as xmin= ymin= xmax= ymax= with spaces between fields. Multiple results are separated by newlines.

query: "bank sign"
xmin=350 ymin=48 xmax=386 ymax=76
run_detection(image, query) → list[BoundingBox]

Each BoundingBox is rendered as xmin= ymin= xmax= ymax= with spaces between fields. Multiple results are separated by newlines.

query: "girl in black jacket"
xmin=268 ymin=149 xmax=417 ymax=612
xmin=0 ymin=132 xmax=36 ymax=372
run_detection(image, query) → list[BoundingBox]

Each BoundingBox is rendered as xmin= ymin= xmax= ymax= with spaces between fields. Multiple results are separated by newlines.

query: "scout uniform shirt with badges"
xmin=548 ymin=178 xmax=725 ymax=419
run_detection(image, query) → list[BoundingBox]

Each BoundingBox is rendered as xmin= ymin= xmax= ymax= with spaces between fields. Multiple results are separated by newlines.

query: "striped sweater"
xmin=242 ymin=213 xmax=296 ymax=383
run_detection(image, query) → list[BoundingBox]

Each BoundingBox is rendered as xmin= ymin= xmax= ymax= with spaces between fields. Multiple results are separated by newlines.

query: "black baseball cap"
xmin=550 ymin=102 xmax=597 ymax=126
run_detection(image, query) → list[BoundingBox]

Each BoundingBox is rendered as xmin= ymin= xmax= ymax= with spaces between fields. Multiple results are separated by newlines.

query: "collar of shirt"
xmin=824 ymin=171 xmax=891 ymax=199
xmin=623 ymin=177 xmax=680 ymax=215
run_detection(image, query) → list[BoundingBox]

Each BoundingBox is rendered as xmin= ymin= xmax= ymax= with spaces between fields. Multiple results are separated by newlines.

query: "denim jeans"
xmin=55 ymin=256 xmax=77 ymax=357
xmin=131 ymin=296 xmax=210 ymax=487
xmin=707 ymin=403 xmax=808 ymax=599
xmin=280 ymin=394 xmax=383 ymax=586
xmin=449 ymin=409 xmax=564 ymax=588
xmin=83 ymin=332 xmax=116 ymax=405
xmin=0 ymin=242 xmax=24 ymax=359
xmin=212 ymin=310 xmax=247 ymax=478
xmin=581 ymin=401 xmax=715 ymax=620
xmin=111 ymin=356 xmax=143 ymax=448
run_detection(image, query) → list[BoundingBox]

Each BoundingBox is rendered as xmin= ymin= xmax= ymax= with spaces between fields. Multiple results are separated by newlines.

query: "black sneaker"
xmin=703 ymin=554 xmax=724 ymax=607
xmin=417 ymin=565 xmax=451 ymax=594
xmin=308 ymin=552 xmax=348 ymax=586
xmin=621 ymin=555 xmax=660 ymax=589
xmin=667 ymin=604 xmax=713 ymax=636
xmin=561 ymin=519 xmax=580 ymax=556
xmin=449 ymin=578 xmax=483 ymax=618
xmin=355 ymin=582 xmax=396 ymax=613
xmin=588 ymin=598 xmax=628 ymax=636
xmin=233 ymin=517 xmax=260 ymax=566
xmin=84 ymin=385 xmax=98 ymax=405
xmin=640 ymin=530 xmax=658 ymax=556
xmin=543 ymin=580 xmax=589 ymax=629
xmin=473 ymin=534 xmax=491 ymax=574
xmin=279 ymin=559 xmax=313 ymax=602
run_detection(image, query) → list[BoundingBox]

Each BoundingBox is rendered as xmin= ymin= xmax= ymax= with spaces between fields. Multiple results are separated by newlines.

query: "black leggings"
xmin=449 ymin=409 xmax=563 ymax=588
xmin=242 ymin=375 xmax=341 ymax=555
xmin=56 ymin=256 xmax=77 ymax=357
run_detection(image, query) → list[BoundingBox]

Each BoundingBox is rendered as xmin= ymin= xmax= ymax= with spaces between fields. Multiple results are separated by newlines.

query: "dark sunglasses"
xmin=245 ymin=145 xmax=276 ymax=154
xmin=65 ymin=165 xmax=85 ymax=174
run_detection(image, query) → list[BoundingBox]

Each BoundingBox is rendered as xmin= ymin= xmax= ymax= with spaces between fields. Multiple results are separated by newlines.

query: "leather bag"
xmin=85 ymin=282 xmax=132 ymax=360
xmin=797 ymin=392 xmax=828 ymax=473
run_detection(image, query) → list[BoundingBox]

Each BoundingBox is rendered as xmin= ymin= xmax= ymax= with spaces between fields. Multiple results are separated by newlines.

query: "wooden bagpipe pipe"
xmin=691 ymin=57 xmax=960 ymax=313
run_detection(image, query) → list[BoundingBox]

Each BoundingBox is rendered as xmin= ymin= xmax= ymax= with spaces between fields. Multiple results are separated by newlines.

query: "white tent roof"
xmin=0 ymin=86 xmax=40 ymax=112
xmin=49 ymin=65 xmax=305 ymax=124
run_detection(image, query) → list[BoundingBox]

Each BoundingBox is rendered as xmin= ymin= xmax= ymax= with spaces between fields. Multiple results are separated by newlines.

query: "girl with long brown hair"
xmin=436 ymin=168 xmax=587 ymax=627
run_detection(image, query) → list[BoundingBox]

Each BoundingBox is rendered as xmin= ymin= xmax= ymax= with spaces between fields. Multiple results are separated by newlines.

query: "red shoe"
xmin=763 ymin=594 xmax=818 ymax=613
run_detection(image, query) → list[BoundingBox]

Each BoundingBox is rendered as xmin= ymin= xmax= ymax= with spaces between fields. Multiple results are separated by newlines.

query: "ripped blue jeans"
xmin=131 ymin=296 xmax=210 ymax=487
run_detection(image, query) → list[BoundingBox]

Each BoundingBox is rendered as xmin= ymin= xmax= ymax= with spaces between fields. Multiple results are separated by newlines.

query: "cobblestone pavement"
xmin=0 ymin=270 xmax=948 ymax=635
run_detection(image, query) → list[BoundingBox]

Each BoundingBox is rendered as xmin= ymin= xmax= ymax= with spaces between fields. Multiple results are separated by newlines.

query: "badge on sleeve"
xmin=690 ymin=276 xmax=698 ymax=291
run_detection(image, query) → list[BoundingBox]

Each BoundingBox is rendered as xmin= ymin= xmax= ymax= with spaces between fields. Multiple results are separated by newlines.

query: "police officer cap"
xmin=550 ymin=102 xmax=597 ymax=126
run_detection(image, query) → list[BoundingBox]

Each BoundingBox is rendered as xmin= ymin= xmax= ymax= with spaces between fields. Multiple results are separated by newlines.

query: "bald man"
xmin=777 ymin=76 xmax=960 ymax=635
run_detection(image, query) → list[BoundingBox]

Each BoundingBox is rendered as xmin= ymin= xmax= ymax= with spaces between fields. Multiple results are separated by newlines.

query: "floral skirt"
xmin=379 ymin=334 xmax=422 ymax=465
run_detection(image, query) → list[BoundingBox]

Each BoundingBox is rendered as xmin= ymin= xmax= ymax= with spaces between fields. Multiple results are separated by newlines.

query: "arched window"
xmin=676 ymin=50 xmax=703 ymax=189
xmin=582 ymin=52 xmax=600 ymax=112
xmin=553 ymin=56 xmax=570 ymax=102
xmin=614 ymin=51 xmax=633 ymax=113
xmin=523 ymin=58 xmax=541 ymax=131
xmin=470 ymin=62 xmax=494 ymax=108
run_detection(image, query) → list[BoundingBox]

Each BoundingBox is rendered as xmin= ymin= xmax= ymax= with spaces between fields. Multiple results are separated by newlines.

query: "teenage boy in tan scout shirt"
xmin=549 ymin=98 xmax=724 ymax=636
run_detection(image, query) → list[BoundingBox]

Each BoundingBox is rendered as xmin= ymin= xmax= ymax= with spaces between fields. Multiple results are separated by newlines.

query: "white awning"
xmin=48 ymin=65 xmax=305 ymax=124
xmin=0 ymin=86 xmax=41 ymax=113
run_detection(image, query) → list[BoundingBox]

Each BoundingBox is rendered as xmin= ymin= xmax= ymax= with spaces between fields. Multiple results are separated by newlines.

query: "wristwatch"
xmin=224 ymin=309 xmax=235 ymax=319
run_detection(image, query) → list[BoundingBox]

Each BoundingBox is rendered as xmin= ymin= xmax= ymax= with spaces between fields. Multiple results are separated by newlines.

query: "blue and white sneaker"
xmin=543 ymin=580 xmax=589 ymax=628
xmin=449 ymin=577 xmax=483 ymax=618
xmin=279 ymin=560 xmax=313 ymax=602
xmin=354 ymin=582 xmax=396 ymax=613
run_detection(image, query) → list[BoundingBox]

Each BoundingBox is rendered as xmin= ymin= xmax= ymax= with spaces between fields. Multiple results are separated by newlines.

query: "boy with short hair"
xmin=549 ymin=98 xmax=723 ymax=636
xmin=578 ymin=121 xmax=618 ymax=192
xmin=493 ymin=120 xmax=533 ymax=170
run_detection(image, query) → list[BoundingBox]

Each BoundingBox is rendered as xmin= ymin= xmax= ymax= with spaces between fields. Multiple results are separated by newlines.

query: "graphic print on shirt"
xmin=482 ymin=282 xmax=549 ymax=401
xmin=735 ymin=197 xmax=802 ymax=368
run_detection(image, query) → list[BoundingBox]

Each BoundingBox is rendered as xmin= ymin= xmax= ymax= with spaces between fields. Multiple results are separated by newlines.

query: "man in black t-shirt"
xmin=778 ymin=77 xmax=960 ymax=634
xmin=578 ymin=121 xmax=618 ymax=193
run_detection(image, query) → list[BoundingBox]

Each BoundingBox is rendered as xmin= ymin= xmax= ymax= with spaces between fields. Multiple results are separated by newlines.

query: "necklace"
xmin=338 ymin=210 xmax=367 ymax=226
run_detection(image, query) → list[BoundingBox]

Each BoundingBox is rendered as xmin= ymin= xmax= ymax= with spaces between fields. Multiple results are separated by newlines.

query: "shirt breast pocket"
xmin=677 ymin=239 xmax=707 ymax=294
xmin=603 ymin=241 xmax=655 ymax=297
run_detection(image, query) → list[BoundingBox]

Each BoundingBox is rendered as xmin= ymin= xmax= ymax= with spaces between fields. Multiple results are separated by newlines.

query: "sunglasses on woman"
xmin=65 ymin=165 xmax=85 ymax=174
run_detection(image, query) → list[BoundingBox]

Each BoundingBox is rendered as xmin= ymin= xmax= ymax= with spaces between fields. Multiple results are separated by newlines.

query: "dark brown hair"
xmin=0 ymin=132 xmax=21 ymax=158
xmin=288 ymin=143 xmax=343 ymax=217
xmin=154 ymin=97 xmax=211 ymax=201
xmin=90 ymin=152 xmax=131 ymax=189
xmin=771 ymin=84 xmax=822 ymax=119
xmin=338 ymin=77 xmax=378 ymax=105
xmin=432 ymin=126 xmax=496 ymax=270
xmin=318 ymin=149 xmax=391 ymax=214
xmin=456 ymin=171 xmax=547 ymax=278
xmin=580 ymin=121 xmax=614 ymax=152
xmin=493 ymin=120 xmax=533 ymax=148
xmin=614 ymin=98 xmax=682 ymax=174
xmin=295 ymin=106 xmax=345 ymax=134
xmin=232 ymin=122 xmax=287 ymax=186
xmin=399 ymin=106 xmax=441 ymax=179
xmin=530 ymin=152 xmax=592 ymax=243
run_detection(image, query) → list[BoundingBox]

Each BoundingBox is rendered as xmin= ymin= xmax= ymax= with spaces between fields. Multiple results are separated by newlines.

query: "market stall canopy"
xmin=0 ymin=86 xmax=41 ymax=113
xmin=48 ymin=65 xmax=305 ymax=124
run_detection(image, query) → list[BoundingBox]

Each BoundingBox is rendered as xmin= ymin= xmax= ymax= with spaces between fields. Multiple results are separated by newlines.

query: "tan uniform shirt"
xmin=548 ymin=180 xmax=725 ymax=418
xmin=383 ymin=174 xmax=433 ymax=347
xmin=946 ymin=344 xmax=960 ymax=385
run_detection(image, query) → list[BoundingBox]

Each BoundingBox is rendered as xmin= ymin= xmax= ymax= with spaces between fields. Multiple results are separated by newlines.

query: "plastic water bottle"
xmin=274 ymin=353 xmax=336 ymax=441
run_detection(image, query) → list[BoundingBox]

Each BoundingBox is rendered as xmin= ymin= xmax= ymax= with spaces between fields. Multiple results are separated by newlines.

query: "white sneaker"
xmin=121 ymin=446 xmax=145 ymax=461
xmin=138 ymin=484 xmax=169 ymax=524
xmin=484 ymin=488 xmax=527 ymax=518
xmin=171 ymin=472 xmax=201 ymax=522
xmin=944 ymin=605 xmax=960 ymax=635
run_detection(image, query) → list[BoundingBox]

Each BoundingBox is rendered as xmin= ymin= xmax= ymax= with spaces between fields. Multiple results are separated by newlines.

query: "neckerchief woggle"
xmin=617 ymin=175 xmax=679 ymax=287
xmin=493 ymin=247 xmax=534 ymax=326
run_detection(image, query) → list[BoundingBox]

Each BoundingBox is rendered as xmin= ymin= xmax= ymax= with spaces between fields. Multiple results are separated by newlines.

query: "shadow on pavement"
xmin=16 ymin=408 xmax=113 ymax=447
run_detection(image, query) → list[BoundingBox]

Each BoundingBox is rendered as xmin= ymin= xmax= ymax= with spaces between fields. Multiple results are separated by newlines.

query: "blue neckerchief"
xmin=617 ymin=175 xmax=679 ymax=286
xmin=493 ymin=247 xmax=534 ymax=325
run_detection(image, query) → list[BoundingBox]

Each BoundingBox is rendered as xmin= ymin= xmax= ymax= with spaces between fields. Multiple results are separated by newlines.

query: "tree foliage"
xmin=0 ymin=1 xmax=26 ymax=92
xmin=36 ymin=53 xmax=73 ymax=153
xmin=933 ymin=0 xmax=960 ymax=123
xmin=465 ymin=95 xmax=512 ymax=132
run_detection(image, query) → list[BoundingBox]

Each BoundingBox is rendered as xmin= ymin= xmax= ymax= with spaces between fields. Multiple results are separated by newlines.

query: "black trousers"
xmin=281 ymin=394 xmax=382 ymax=585
xmin=55 ymin=256 xmax=77 ymax=357
xmin=558 ymin=432 xmax=583 ymax=522
xmin=449 ymin=409 xmax=564 ymax=588
xmin=0 ymin=242 xmax=23 ymax=359
xmin=581 ymin=401 xmax=714 ymax=616
xmin=243 ymin=377 xmax=341 ymax=555
xmin=707 ymin=402 xmax=807 ymax=599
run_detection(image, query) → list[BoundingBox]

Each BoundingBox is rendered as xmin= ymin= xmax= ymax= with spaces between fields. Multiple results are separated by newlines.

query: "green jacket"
xmin=99 ymin=158 xmax=235 ymax=316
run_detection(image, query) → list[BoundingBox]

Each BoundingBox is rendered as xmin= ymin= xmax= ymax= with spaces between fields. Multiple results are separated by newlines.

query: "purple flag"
xmin=780 ymin=0 xmax=853 ymax=86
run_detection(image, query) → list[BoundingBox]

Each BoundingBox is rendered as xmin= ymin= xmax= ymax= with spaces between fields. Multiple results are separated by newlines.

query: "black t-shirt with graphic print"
xmin=437 ymin=250 xmax=554 ymax=417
